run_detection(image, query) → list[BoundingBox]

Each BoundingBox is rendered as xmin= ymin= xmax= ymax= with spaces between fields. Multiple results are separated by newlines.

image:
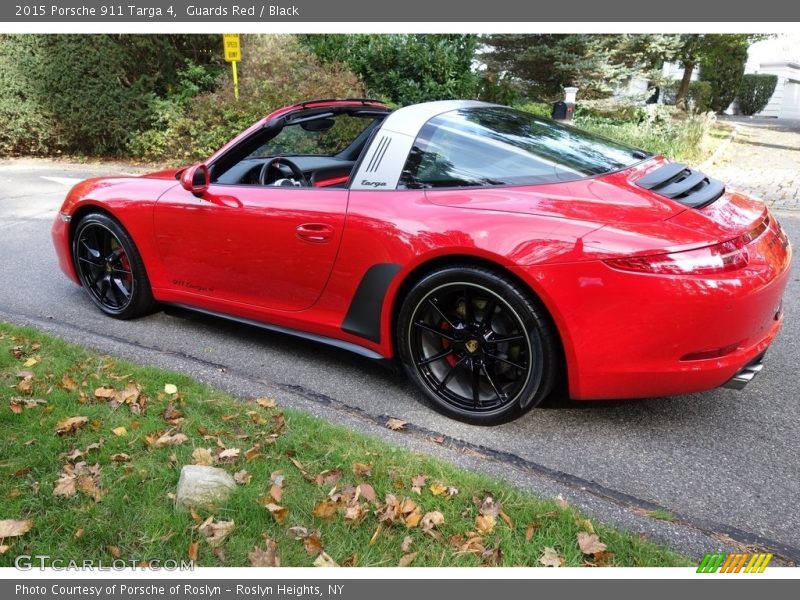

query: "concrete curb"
xmin=696 ymin=123 xmax=739 ymax=171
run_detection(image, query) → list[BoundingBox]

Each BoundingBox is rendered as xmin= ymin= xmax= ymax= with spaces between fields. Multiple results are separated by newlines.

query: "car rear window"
xmin=399 ymin=106 xmax=649 ymax=189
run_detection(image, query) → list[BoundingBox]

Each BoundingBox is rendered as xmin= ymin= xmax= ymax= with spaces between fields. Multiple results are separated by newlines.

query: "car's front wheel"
xmin=397 ymin=266 xmax=559 ymax=425
xmin=72 ymin=212 xmax=155 ymax=319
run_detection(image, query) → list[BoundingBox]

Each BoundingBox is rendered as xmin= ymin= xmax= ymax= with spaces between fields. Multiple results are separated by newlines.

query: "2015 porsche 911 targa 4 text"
xmin=52 ymin=99 xmax=792 ymax=424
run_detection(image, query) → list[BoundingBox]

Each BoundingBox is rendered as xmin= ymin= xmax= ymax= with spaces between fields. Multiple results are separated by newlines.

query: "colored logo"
xmin=697 ymin=552 xmax=772 ymax=573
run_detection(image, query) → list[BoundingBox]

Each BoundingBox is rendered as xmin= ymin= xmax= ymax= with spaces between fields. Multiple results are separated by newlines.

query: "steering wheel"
xmin=258 ymin=157 xmax=310 ymax=187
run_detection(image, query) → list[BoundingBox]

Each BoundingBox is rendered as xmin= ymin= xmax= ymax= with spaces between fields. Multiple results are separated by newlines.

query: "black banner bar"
xmin=3 ymin=579 xmax=798 ymax=600
xmin=2 ymin=0 xmax=799 ymax=23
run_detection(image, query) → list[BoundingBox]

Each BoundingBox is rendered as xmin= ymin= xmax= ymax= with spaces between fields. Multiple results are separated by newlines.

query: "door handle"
xmin=296 ymin=223 xmax=334 ymax=243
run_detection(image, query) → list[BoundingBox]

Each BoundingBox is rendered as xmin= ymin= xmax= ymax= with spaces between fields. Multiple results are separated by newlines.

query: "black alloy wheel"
xmin=72 ymin=213 xmax=155 ymax=319
xmin=398 ymin=266 xmax=558 ymax=424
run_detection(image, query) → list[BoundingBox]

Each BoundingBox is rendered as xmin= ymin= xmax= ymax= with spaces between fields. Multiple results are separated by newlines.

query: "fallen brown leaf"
xmin=476 ymin=514 xmax=496 ymax=535
xmin=147 ymin=431 xmax=188 ymax=448
xmin=249 ymin=539 xmax=279 ymax=567
xmin=191 ymin=447 xmax=215 ymax=466
xmin=315 ymin=468 xmax=342 ymax=487
xmin=303 ymin=531 xmax=323 ymax=557
xmin=385 ymin=418 xmax=407 ymax=431
xmin=111 ymin=427 xmax=127 ymax=437
xmin=525 ymin=523 xmax=538 ymax=542
xmin=399 ymin=552 xmax=418 ymax=567
xmin=56 ymin=416 xmax=88 ymax=436
xmin=313 ymin=551 xmax=339 ymax=567
xmin=577 ymin=532 xmax=607 ymax=556
xmin=499 ymin=510 xmax=513 ymax=529
xmin=53 ymin=471 xmax=77 ymax=497
xmin=110 ymin=453 xmax=130 ymax=463
xmin=245 ymin=446 xmax=262 ymax=462
xmin=94 ymin=387 xmax=115 ymax=400
xmin=217 ymin=448 xmax=241 ymax=462
xmin=357 ymin=483 xmax=376 ymax=503
xmin=255 ymin=397 xmax=276 ymax=409
xmin=198 ymin=518 xmax=235 ymax=547
xmin=263 ymin=503 xmax=288 ymax=524
xmin=351 ymin=463 xmax=372 ymax=477
xmin=430 ymin=482 xmax=448 ymax=496
xmin=60 ymin=375 xmax=79 ymax=392
xmin=234 ymin=470 xmax=251 ymax=485
xmin=312 ymin=499 xmax=338 ymax=520
xmin=188 ymin=541 xmax=199 ymax=562
xmin=539 ymin=546 xmax=563 ymax=567
xmin=0 ymin=519 xmax=33 ymax=538
xmin=411 ymin=474 xmax=428 ymax=494
xmin=421 ymin=510 xmax=445 ymax=534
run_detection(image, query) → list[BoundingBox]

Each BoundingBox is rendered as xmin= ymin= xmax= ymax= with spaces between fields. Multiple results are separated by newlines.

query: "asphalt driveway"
xmin=0 ymin=157 xmax=798 ymax=561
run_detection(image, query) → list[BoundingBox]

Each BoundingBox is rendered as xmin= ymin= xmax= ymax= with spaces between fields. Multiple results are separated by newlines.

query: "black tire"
xmin=72 ymin=212 xmax=156 ymax=319
xmin=397 ymin=266 xmax=558 ymax=425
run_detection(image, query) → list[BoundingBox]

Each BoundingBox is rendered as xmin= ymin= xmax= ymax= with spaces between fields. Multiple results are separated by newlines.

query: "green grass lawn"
xmin=0 ymin=322 xmax=691 ymax=567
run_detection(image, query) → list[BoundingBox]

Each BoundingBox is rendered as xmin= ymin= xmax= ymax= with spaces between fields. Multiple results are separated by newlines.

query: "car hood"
xmin=141 ymin=168 xmax=182 ymax=180
xmin=425 ymin=158 xmax=686 ymax=225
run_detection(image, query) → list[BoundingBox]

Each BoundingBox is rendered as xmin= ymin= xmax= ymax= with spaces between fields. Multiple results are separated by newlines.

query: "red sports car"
xmin=52 ymin=99 xmax=792 ymax=424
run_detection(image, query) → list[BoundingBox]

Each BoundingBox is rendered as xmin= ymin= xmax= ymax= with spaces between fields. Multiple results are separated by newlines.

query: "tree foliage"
xmin=128 ymin=35 xmax=365 ymax=162
xmin=0 ymin=34 xmax=220 ymax=156
xmin=737 ymin=74 xmax=778 ymax=115
xmin=698 ymin=37 xmax=749 ymax=112
xmin=481 ymin=34 xmax=682 ymax=101
xmin=298 ymin=34 xmax=479 ymax=106
xmin=674 ymin=34 xmax=766 ymax=111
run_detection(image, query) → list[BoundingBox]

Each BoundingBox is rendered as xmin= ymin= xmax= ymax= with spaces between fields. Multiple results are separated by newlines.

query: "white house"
xmin=654 ymin=35 xmax=800 ymax=118
xmin=744 ymin=36 xmax=800 ymax=119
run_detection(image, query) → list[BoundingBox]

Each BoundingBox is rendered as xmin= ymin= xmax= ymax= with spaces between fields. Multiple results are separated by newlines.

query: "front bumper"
xmin=51 ymin=212 xmax=80 ymax=285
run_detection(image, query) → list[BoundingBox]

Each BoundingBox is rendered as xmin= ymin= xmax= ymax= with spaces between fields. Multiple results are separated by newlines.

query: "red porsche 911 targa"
xmin=52 ymin=99 xmax=792 ymax=423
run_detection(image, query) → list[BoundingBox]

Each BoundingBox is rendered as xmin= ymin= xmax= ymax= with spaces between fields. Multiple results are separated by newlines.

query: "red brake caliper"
xmin=439 ymin=322 xmax=459 ymax=366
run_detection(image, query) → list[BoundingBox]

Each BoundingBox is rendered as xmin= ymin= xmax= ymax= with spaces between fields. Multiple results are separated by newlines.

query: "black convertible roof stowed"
xmin=635 ymin=162 xmax=725 ymax=209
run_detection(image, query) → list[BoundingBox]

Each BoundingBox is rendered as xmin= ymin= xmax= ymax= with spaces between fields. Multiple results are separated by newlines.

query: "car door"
xmin=152 ymin=183 xmax=347 ymax=312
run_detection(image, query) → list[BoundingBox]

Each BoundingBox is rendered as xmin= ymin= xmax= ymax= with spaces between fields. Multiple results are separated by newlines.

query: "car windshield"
xmin=399 ymin=106 xmax=649 ymax=189
xmin=249 ymin=114 xmax=377 ymax=158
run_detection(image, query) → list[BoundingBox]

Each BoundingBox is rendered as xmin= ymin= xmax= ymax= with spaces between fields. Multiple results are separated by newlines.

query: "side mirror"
xmin=180 ymin=163 xmax=210 ymax=196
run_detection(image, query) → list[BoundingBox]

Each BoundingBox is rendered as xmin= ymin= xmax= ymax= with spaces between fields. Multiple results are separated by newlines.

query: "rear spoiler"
xmin=636 ymin=162 xmax=725 ymax=209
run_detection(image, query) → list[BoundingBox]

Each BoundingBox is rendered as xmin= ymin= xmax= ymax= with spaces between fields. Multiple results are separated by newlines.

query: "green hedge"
xmin=737 ymin=74 xmax=778 ymax=116
xmin=0 ymin=35 xmax=219 ymax=156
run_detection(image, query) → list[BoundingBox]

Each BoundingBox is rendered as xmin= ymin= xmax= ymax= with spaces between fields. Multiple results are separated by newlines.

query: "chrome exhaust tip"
xmin=722 ymin=358 xmax=765 ymax=390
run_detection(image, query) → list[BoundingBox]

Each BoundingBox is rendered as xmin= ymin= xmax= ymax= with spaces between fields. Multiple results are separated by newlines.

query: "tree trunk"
xmin=675 ymin=61 xmax=695 ymax=110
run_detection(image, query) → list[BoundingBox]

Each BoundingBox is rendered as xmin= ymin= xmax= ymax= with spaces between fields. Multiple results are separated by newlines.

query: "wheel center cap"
xmin=465 ymin=339 xmax=480 ymax=354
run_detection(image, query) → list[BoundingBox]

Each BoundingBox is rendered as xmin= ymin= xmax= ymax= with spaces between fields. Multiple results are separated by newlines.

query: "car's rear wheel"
xmin=397 ymin=266 xmax=558 ymax=425
xmin=72 ymin=213 xmax=155 ymax=319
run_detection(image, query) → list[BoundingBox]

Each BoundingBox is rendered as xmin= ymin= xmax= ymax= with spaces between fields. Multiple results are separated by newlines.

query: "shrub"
xmin=699 ymin=39 xmax=748 ymax=112
xmin=574 ymin=105 xmax=715 ymax=163
xmin=298 ymin=34 xmax=479 ymax=106
xmin=0 ymin=34 xmax=219 ymax=157
xmin=573 ymin=98 xmax=646 ymax=122
xmin=514 ymin=102 xmax=553 ymax=119
xmin=128 ymin=35 xmax=366 ymax=162
xmin=737 ymin=74 xmax=778 ymax=116
xmin=662 ymin=80 xmax=713 ymax=113
xmin=688 ymin=81 xmax=713 ymax=113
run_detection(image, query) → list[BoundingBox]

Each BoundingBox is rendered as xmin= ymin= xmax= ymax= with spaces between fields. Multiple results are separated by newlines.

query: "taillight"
xmin=605 ymin=238 xmax=749 ymax=275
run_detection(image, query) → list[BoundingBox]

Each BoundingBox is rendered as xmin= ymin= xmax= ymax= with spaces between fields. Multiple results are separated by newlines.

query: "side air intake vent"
xmin=635 ymin=162 xmax=725 ymax=209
